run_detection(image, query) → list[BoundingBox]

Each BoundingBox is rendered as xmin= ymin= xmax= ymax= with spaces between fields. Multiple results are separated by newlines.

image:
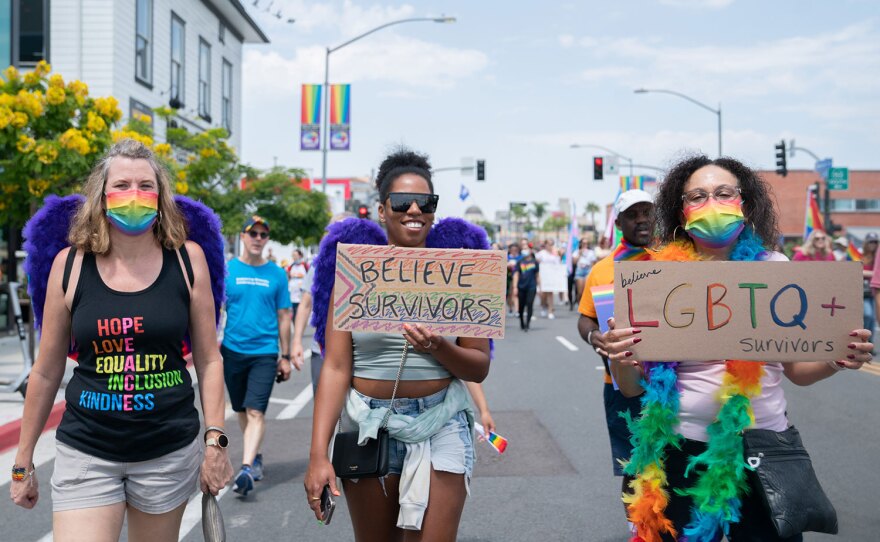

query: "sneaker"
xmin=548 ymin=313 xmax=555 ymax=320
xmin=233 ymin=465 xmax=254 ymax=496
xmin=252 ymin=454 xmax=264 ymax=481
xmin=540 ymin=309 xmax=547 ymax=318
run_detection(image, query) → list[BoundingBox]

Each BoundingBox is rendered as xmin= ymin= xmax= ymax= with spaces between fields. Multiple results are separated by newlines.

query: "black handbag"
xmin=331 ymin=343 xmax=408 ymax=479
xmin=743 ymin=426 xmax=838 ymax=537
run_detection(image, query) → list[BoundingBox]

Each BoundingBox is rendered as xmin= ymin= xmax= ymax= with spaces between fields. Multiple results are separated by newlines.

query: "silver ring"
xmin=424 ymin=341 xmax=432 ymax=349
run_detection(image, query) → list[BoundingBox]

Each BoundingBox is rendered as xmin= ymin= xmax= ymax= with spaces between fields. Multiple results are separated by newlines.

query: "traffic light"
xmin=357 ymin=205 xmax=369 ymax=219
xmin=593 ymin=157 xmax=604 ymax=180
xmin=476 ymin=160 xmax=486 ymax=181
xmin=774 ymin=140 xmax=787 ymax=177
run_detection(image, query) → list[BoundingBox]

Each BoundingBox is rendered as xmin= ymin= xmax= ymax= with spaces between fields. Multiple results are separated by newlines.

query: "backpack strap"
xmin=62 ymin=248 xmax=77 ymax=295
xmin=178 ymin=244 xmax=195 ymax=290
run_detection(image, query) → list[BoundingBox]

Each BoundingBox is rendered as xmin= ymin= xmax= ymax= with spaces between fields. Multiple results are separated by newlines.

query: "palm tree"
xmin=530 ymin=201 xmax=548 ymax=231
xmin=585 ymin=201 xmax=601 ymax=243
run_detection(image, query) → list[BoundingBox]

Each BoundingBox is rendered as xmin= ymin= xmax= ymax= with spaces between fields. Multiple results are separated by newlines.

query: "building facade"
xmin=0 ymin=0 xmax=268 ymax=152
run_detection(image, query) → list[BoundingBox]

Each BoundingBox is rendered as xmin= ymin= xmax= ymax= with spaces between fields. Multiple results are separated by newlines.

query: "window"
xmin=13 ymin=0 xmax=48 ymax=67
xmin=218 ymin=22 xmax=225 ymax=44
xmin=135 ymin=0 xmax=152 ymax=86
xmin=130 ymin=98 xmax=153 ymax=124
xmin=221 ymin=59 xmax=232 ymax=132
xmin=821 ymin=199 xmax=880 ymax=213
xmin=169 ymin=14 xmax=185 ymax=108
xmin=198 ymin=38 xmax=211 ymax=121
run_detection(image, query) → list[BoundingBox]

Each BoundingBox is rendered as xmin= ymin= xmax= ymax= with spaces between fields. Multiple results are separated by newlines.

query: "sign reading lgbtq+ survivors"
xmin=613 ymin=261 xmax=862 ymax=362
xmin=332 ymin=244 xmax=507 ymax=338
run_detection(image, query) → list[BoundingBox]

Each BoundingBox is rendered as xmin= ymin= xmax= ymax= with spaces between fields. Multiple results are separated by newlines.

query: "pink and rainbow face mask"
xmin=683 ymin=199 xmax=745 ymax=249
xmin=105 ymin=189 xmax=159 ymax=235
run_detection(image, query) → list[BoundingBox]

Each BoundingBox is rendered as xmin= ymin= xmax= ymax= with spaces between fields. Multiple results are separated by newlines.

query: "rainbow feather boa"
xmin=622 ymin=228 xmax=770 ymax=542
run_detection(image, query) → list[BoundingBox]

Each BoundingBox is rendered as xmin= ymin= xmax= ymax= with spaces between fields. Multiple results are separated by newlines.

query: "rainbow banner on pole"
xmin=620 ymin=176 xmax=657 ymax=192
xmin=300 ymin=84 xmax=321 ymax=151
xmin=804 ymin=187 xmax=824 ymax=240
xmin=330 ymin=84 xmax=351 ymax=151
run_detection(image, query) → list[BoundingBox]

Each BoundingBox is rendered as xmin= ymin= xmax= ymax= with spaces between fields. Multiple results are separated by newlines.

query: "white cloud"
xmin=258 ymin=0 xmax=417 ymax=36
xmin=243 ymin=34 xmax=488 ymax=100
xmin=580 ymin=66 xmax=636 ymax=82
xmin=558 ymin=34 xmax=575 ymax=48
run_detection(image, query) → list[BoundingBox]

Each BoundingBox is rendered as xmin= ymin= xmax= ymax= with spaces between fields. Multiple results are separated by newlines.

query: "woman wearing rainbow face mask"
xmin=10 ymin=139 xmax=232 ymax=541
xmin=600 ymin=156 xmax=873 ymax=542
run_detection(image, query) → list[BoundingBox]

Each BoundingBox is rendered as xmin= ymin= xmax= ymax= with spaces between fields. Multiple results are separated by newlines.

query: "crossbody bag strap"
xmin=339 ymin=341 xmax=409 ymax=432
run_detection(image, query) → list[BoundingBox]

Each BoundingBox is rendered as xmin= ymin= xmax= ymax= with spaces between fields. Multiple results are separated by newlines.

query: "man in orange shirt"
xmin=576 ymin=190 xmax=654 ymax=523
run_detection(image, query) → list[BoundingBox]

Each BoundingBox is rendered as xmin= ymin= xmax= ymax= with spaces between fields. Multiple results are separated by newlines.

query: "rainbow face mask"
xmin=105 ymin=189 xmax=159 ymax=235
xmin=683 ymin=199 xmax=745 ymax=249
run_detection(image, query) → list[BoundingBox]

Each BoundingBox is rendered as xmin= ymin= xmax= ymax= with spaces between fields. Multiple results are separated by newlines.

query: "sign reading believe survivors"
xmin=613 ymin=261 xmax=862 ymax=362
xmin=333 ymin=244 xmax=507 ymax=338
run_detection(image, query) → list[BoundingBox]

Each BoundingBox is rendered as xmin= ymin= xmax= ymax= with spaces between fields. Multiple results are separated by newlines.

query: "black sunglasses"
xmin=387 ymin=192 xmax=439 ymax=214
xmin=247 ymin=230 xmax=269 ymax=239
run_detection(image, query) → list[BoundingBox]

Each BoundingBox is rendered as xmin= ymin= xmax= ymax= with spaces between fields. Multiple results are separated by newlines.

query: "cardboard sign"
xmin=333 ymin=244 xmax=507 ymax=338
xmin=539 ymin=262 xmax=568 ymax=293
xmin=613 ymin=261 xmax=862 ymax=362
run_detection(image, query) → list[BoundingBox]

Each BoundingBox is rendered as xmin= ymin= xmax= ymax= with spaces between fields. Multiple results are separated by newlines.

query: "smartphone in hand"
xmin=320 ymin=485 xmax=335 ymax=525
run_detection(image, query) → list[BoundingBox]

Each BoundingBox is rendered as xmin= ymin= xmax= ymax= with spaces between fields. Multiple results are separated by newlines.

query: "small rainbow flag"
xmin=487 ymin=432 xmax=508 ymax=454
xmin=620 ymin=176 xmax=657 ymax=192
xmin=804 ymin=187 xmax=824 ymax=240
xmin=590 ymin=284 xmax=615 ymax=333
xmin=846 ymin=240 xmax=862 ymax=262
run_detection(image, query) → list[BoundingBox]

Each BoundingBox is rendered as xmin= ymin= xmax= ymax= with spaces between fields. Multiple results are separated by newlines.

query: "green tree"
xmin=542 ymin=215 xmax=570 ymax=237
xmin=509 ymin=203 xmax=529 ymax=237
xmin=475 ymin=220 xmax=497 ymax=242
xmin=0 ymin=61 xmax=121 ymax=280
xmin=585 ymin=201 xmax=601 ymax=242
xmin=530 ymin=201 xmax=548 ymax=230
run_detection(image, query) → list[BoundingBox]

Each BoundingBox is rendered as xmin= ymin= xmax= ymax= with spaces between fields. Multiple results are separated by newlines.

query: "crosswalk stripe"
xmin=555 ymin=336 xmax=579 ymax=352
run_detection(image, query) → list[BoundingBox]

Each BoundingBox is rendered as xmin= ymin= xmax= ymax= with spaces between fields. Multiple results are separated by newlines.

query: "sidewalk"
xmin=0 ymin=333 xmax=71 ymax=453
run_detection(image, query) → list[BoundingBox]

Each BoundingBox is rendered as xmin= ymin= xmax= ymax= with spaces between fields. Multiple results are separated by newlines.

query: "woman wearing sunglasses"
xmin=601 ymin=155 xmax=873 ymax=542
xmin=793 ymin=230 xmax=835 ymax=261
xmin=304 ymin=149 xmax=490 ymax=541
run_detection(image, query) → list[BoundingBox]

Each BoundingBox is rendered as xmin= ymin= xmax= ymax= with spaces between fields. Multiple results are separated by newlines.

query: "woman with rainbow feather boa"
xmin=601 ymin=156 xmax=874 ymax=542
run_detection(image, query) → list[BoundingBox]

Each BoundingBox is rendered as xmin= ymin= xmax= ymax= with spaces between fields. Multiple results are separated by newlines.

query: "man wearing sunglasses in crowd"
xmin=221 ymin=216 xmax=293 ymax=497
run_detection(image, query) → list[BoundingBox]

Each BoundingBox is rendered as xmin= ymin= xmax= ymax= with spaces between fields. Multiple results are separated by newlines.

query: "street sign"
xmin=604 ymin=156 xmax=619 ymax=177
xmin=815 ymin=158 xmax=832 ymax=180
xmin=827 ymin=167 xmax=849 ymax=190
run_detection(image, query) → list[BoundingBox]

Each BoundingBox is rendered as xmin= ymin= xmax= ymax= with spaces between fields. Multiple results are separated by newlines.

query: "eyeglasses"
xmin=813 ymin=236 xmax=826 ymax=241
xmin=387 ymin=192 xmax=439 ymax=214
xmin=681 ymin=185 xmax=742 ymax=207
xmin=247 ymin=231 xmax=269 ymax=239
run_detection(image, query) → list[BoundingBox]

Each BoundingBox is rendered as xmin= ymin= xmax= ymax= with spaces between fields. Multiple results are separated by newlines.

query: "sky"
xmin=238 ymin=0 xmax=880 ymax=225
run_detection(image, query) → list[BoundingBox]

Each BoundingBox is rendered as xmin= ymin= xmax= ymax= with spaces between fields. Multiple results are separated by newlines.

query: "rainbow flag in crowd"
xmin=846 ymin=240 xmax=862 ymax=262
xmin=619 ymin=176 xmax=657 ymax=192
xmin=804 ymin=187 xmax=824 ymax=240
xmin=604 ymin=189 xmax=622 ymax=246
xmin=474 ymin=423 xmax=509 ymax=454
xmin=565 ymin=201 xmax=578 ymax=273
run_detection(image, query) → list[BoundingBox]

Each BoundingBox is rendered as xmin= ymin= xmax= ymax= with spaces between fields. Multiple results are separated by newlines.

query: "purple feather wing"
xmin=310 ymin=218 xmax=387 ymax=351
xmin=23 ymin=194 xmax=85 ymax=330
xmin=175 ymin=196 xmax=225 ymax=326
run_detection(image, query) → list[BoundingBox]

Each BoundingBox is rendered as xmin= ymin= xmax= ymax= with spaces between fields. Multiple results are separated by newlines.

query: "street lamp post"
xmin=319 ymin=16 xmax=456 ymax=193
xmin=634 ymin=88 xmax=722 ymax=158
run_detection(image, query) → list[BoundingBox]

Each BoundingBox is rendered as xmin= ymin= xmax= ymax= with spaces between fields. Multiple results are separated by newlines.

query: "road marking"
xmin=555 ymin=336 xmax=579 ymax=352
xmin=595 ymin=366 xmax=605 ymax=370
xmin=177 ymin=486 xmax=232 ymax=541
xmin=861 ymin=363 xmax=880 ymax=377
xmin=276 ymin=385 xmax=314 ymax=420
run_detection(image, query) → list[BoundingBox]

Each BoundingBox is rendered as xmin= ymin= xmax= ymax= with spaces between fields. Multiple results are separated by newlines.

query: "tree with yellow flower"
xmin=1 ymin=61 xmax=121 ymax=281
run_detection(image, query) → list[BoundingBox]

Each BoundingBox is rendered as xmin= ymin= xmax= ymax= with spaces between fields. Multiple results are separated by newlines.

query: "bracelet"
xmin=203 ymin=425 xmax=225 ymax=442
xmin=826 ymin=359 xmax=846 ymax=372
xmin=12 ymin=464 xmax=34 ymax=482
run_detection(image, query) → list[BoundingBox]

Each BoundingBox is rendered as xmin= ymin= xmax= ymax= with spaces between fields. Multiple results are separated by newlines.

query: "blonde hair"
xmin=68 ymin=139 xmax=187 ymax=254
xmin=800 ymin=230 xmax=830 ymax=258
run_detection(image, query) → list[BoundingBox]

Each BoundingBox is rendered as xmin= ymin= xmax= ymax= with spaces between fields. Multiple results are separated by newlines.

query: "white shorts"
xmin=51 ymin=438 xmax=200 ymax=514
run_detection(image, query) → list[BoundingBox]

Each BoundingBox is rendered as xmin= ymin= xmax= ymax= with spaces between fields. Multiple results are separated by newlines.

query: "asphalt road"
xmin=2 ymin=305 xmax=879 ymax=541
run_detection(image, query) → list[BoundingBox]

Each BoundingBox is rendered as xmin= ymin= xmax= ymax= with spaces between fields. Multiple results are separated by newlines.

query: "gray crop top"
xmin=352 ymin=332 xmax=453 ymax=381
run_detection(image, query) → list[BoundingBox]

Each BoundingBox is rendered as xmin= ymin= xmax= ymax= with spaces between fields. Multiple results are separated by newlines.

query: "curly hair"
xmin=374 ymin=147 xmax=434 ymax=201
xmin=655 ymin=155 xmax=779 ymax=248
xmin=68 ymin=138 xmax=187 ymax=254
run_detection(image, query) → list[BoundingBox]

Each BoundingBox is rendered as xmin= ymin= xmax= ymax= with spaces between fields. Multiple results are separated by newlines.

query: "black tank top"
xmin=57 ymin=248 xmax=199 ymax=462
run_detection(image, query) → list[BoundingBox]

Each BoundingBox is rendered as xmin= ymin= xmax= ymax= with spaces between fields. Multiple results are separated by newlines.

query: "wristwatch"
xmin=204 ymin=425 xmax=228 ymax=449
xmin=280 ymin=354 xmax=291 ymax=361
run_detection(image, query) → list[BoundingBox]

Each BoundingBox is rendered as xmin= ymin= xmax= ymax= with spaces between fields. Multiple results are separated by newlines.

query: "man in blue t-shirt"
xmin=222 ymin=216 xmax=292 ymax=497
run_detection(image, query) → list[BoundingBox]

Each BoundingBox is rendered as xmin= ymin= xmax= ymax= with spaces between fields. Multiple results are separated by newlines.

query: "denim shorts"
xmin=51 ymin=438 xmax=200 ymax=513
xmin=221 ymin=344 xmax=277 ymax=412
xmin=350 ymin=387 xmax=475 ymax=480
